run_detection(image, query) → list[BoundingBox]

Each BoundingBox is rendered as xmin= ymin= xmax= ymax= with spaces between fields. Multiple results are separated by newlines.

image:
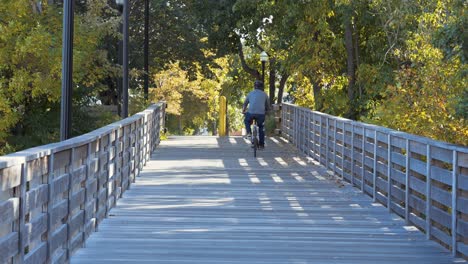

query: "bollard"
xmin=219 ymin=96 xmax=227 ymax=136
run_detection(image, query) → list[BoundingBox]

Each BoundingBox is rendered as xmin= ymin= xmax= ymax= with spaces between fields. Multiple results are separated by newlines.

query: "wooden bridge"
xmin=1 ymin=103 xmax=467 ymax=263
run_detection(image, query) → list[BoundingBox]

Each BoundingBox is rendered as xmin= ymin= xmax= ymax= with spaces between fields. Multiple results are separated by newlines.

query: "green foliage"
xmin=0 ymin=1 xmax=123 ymax=154
xmin=0 ymin=0 xmax=466 ymax=153
xmin=264 ymin=114 xmax=276 ymax=136
xmin=150 ymin=59 xmax=225 ymax=135
xmin=455 ymin=88 xmax=468 ymax=119
xmin=129 ymin=89 xmax=150 ymax=116
xmin=363 ymin=0 xmax=468 ymax=145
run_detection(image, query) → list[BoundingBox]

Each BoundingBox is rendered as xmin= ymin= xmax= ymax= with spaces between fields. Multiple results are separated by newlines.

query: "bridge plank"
xmin=71 ymin=136 xmax=460 ymax=264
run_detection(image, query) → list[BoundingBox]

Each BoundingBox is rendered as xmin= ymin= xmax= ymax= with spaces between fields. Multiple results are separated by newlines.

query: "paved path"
xmin=71 ymin=136 xmax=460 ymax=263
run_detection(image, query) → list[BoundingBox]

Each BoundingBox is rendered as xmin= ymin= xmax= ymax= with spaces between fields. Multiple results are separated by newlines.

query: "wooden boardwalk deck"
xmin=71 ymin=136 xmax=461 ymax=263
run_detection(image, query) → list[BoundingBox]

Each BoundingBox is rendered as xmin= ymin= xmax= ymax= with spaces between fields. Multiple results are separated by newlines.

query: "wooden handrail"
xmin=0 ymin=102 xmax=166 ymax=264
xmin=280 ymin=103 xmax=468 ymax=258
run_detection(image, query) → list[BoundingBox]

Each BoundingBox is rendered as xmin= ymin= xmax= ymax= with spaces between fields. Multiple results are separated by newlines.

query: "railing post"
xmin=373 ymin=130 xmax=377 ymax=202
xmin=426 ymin=144 xmax=432 ymax=240
xmin=282 ymin=105 xmax=286 ymax=137
xmin=292 ymin=107 xmax=295 ymax=146
xmin=342 ymin=122 xmax=345 ymax=179
xmin=15 ymin=163 xmax=27 ymax=264
xmin=326 ymin=117 xmax=330 ymax=170
xmin=83 ymin=143 xmax=91 ymax=248
xmin=291 ymin=107 xmax=297 ymax=148
xmin=66 ymin=148 xmax=75 ymax=259
xmin=351 ymin=123 xmax=355 ymax=186
xmin=298 ymin=109 xmax=302 ymax=152
xmin=361 ymin=127 xmax=365 ymax=192
xmin=283 ymin=105 xmax=286 ymax=139
xmin=405 ymin=139 xmax=410 ymax=224
xmin=298 ymin=108 xmax=302 ymax=150
xmin=288 ymin=105 xmax=290 ymax=141
xmin=387 ymin=134 xmax=392 ymax=211
xmin=318 ymin=115 xmax=322 ymax=163
xmin=311 ymin=112 xmax=315 ymax=157
xmin=295 ymin=107 xmax=299 ymax=148
xmin=300 ymin=109 xmax=303 ymax=153
xmin=291 ymin=106 xmax=294 ymax=144
xmin=46 ymin=154 xmax=55 ymax=263
xmin=451 ymin=150 xmax=458 ymax=256
xmin=306 ymin=111 xmax=311 ymax=157
xmin=284 ymin=105 xmax=288 ymax=140
xmin=104 ymin=134 xmax=111 ymax=214
xmin=333 ymin=119 xmax=337 ymax=175
xmin=303 ymin=109 xmax=307 ymax=154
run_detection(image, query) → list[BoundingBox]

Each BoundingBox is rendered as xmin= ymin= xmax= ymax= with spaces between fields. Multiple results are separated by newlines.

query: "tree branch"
xmin=238 ymin=41 xmax=261 ymax=80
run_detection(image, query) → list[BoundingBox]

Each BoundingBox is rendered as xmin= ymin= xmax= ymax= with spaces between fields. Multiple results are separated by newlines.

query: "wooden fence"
xmin=0 ymin=102 xmax=165 ymax=264
xmin=281 ymin=103 xmax=467 ymax=258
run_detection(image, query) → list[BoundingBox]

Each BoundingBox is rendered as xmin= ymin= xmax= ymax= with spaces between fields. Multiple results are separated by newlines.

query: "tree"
xmin=150 ymin=56 xmax=228 ymax=135
xmin=367 ymin=0 xmax=467 ymax=145
xmin=0 ymin=0 xmax=121 ymax=153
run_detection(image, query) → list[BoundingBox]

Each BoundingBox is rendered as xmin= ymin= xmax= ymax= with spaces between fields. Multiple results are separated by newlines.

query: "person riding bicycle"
xmin=242 ymin=80 xmax=270 ymax=149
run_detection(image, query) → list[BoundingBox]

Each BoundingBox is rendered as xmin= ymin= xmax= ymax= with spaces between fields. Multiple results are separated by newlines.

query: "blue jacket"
xmin=243 ymin=89 xmax=270 ymax=114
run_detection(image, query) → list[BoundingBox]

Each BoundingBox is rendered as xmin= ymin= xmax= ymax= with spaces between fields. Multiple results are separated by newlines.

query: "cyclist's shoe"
xmin=244 ymin=133 xmax=252 ymax=139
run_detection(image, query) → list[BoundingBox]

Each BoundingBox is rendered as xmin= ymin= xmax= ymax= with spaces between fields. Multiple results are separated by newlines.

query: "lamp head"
xmin=260 ymin=51 xmax=268 ymax=62
xmin=115 ymin=0 xmax=124 ymax=6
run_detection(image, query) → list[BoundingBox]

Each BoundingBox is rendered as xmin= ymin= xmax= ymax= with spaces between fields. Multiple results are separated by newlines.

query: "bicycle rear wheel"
xmin=253 ymin=137 xmax=258 ymax=157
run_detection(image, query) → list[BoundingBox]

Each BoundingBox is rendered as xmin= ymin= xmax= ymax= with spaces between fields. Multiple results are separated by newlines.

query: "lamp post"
xmin=260 ymin=51 xmax=268 ymax=86
xmin=116 ymin=0 xmax=129 ymax=118
xmin=60 ymin=0 xmax=74 ymax=141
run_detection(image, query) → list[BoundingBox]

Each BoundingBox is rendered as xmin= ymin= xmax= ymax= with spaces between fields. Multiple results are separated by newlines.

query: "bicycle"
xmin=250 ymin=118 xmax=260 ymax=157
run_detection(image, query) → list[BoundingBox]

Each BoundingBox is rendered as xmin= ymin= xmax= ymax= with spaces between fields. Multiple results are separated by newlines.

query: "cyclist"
xmin=242 ymin=80 xmax=270 ymax=149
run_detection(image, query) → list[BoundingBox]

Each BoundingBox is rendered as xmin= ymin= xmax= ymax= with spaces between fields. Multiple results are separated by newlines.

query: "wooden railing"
xmin=0 ymin=102 xmax=165 ymax=264
xmin=281 ymin=103 xmax=467 ymax=258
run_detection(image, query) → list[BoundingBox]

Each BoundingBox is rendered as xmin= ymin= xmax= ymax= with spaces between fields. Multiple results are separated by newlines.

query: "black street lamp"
xmin=116 ymin=0 xmax=129 ymax=118
xmin=260 ymin=51 xmax=268 ymax=86
xmin=60 ymin=0 xmax=74 ymax=141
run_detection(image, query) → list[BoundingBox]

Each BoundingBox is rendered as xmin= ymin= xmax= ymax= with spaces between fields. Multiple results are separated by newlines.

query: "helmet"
xmin=254 ymin=80 xmax=264 ymax=90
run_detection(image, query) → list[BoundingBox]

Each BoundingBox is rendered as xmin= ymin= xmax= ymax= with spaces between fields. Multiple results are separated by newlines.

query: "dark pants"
xmin=244 ymin=113 xmax=265 ymax=145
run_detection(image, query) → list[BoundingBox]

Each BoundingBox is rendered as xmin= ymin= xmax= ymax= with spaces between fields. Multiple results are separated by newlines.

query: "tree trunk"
xmin=353 ymin=20 xmax=362 ymax=98
xmin=276 ymin=73 xmax=289 ymax=105
xmin=268 ymin=58 xmax=276 ymax=105
xmin=178 ymin=116 xmax=182 ymax=135
xmin=345 ymin=18 xmax=355 ymax=102
xmin=304 ymin=71 xmax=322 ymax=111
xmin=345 ymin=15 xmax=356 ymax=118
xmin=312 ymin=79 xmax=322 ymax=111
